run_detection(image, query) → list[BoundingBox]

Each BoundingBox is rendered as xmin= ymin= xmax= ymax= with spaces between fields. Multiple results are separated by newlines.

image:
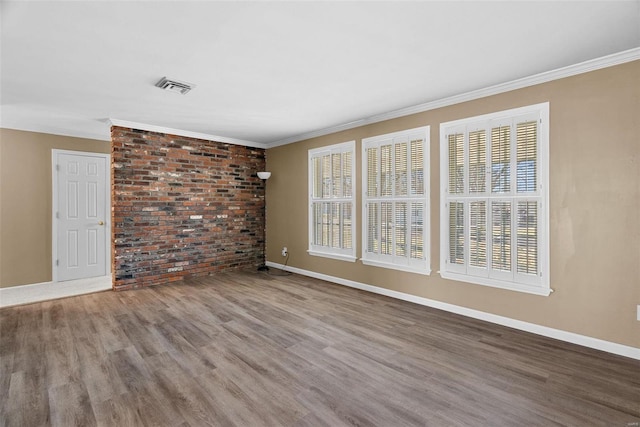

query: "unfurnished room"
xmin=0 ymin=1 xmax=639 ymax=426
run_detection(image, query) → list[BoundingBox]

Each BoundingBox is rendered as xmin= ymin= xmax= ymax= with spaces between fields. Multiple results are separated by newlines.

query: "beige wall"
xmin=266 ymin=60 xmax=640 ymax=348
xmin=0 ymin=129 xmax=110 ymax=287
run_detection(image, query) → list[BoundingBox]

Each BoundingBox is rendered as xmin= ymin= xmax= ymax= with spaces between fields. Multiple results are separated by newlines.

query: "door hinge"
xmin=56 ymin=259 xmax=59 ymax=266
xmin=56 ymin=212 xmax=59 ymax=219
xmin=56 ymin=164 xmax=60 ymax=171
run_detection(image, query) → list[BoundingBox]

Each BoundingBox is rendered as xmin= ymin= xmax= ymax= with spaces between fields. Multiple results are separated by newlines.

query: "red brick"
xmin=111 ymin=126 xmax=266 ymax=291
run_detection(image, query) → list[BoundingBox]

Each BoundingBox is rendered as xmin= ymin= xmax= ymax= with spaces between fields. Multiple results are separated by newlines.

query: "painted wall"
xmin=0 ymin=129 xmax=110 ymax=288
xmin=265 ymin=61 xmax=640 ymax=348
xmin=111 ymin=127 xmax=266 ymax=290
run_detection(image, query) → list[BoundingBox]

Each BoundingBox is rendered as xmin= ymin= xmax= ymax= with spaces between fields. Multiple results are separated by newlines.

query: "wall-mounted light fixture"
xmin=257 ymin=171 xmax=271 ymax=180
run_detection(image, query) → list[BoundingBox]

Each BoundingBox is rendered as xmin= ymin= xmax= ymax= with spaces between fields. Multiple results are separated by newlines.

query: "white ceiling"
xmin=1 ymin=1 xmax=639 ymax=148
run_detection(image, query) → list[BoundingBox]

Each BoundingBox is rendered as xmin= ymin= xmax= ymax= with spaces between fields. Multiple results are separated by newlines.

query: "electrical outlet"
xmin=282 ymin=247 xmax=288 ymax=257
xmin=637 ymin=305 xmax=640 ymax=321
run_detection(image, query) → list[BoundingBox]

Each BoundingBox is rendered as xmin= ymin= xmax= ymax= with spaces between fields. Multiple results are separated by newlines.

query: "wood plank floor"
xmin=1 ymin=270 xmax=639 ymax=426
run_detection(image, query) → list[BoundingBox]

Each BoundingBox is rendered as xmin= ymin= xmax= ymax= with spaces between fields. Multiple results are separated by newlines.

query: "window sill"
xmin=307 ymin=250 xmax=357 ymax=263
xmin=439 ymin=270 xmax=552 ymax=296
xmin=360 ymin=258 xmax=431 ymax=276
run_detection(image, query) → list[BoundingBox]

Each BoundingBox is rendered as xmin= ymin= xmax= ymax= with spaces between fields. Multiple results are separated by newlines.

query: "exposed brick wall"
xmin=111 ymin=126 xmax=266 ymax=291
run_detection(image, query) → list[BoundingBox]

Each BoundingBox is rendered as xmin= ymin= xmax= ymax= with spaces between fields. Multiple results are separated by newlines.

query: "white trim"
xmin=361 ymin=126 xmax=431 ymax=273
xmin=109 ymin=119 xmax=267 ymax=149
xmin=439 ymin=103 xmax=550 ymax=295
xmin=0 ymin=275 xmax=112 ymax=308
xmin=52 ymin=150 xmax=111 ymax=283
xmin=440 ymin=271 xmax=551 ymax=296
xmin=361 ymin=259 xmax=431 ymax=276
xmin=265 ymin=261 xmax=640 ymax=361
xmin=308 ymin=140 xmax=357 ymax=261
xmin=307 ymin=250 xmax=357 ymax=263
xmin=4 ymin=49 xmax=637 ymax=150
xmin=267 ymin=47 xmax=640 ymax=148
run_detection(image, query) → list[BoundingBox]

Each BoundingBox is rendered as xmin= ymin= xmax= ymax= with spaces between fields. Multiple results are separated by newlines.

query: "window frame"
xmin=440 ymin=103 xmax=550 ymax=296
xmin=361 ymin=126 xmax=431 ymax=275
xmin=308 ymin=141 xmax=357 ymax=262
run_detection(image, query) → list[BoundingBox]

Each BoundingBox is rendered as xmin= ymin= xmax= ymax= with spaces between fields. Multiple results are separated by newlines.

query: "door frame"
xmin=52 ymin=149 xmax=111 ymax=283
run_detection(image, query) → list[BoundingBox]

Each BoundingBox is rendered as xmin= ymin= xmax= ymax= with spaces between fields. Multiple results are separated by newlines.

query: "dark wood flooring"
xmin=1 ymin=270 xmax=639 ymax=426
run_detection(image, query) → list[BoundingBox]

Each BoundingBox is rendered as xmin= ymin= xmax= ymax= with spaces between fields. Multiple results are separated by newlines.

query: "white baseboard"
xmin=0 ymin=275 xmax=112 ymax=308
xmin=266 ymin=261 xmax=640 ymax=360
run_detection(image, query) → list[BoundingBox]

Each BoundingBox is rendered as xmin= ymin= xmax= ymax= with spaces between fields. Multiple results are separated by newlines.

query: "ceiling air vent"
xmin=155 ymin=77 xmax=194 ymax=95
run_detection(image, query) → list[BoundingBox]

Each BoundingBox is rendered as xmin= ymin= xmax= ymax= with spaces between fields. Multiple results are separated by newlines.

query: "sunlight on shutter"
xmin=367 ymin=203 xmax=378 ymax=253
xmin=367 ymin=148 xmax=378 ymax=197
xmin=395 ymin=142 xmax=408 ymax=196
xmin=313 ymin=157 xmax=322 ymax=199
xmin=449 ymin=202 xmax=464 ymax=265
xmin=381 ymin=145 xmax=393 ymax=197
xmin=491 ymin=201 xmax=511 ymax=272
xmin=517 ymin=201 xmax=538 ymax=274
xmin=312 ymin=203 xmax=321 ymax=246
xmin=395 ymin=202 xmax=407 ymax=257
xmin=469 ymin=130 xmax=486 ymax=193
xmin=410 ymin=139 xmax=424 ymax=195
xmin=343 ymin=151 xmax=352 ymax=197
xmin=342 ymin=202 xmax=352 ymax=249
xmin=322 ymin=155 xmax=331 ymax=198
xmin=331 ymin=202 xmax=340 ymax=248
xmin=332 ymin=153 xmax=342 ymax=198
xmin=321 ymin=202 xmax=330 ymax=246
xmin=448 ymin=134 xmax=464 ymax=194
xmin=381 ymin=202 xmax=393 ymax=255
xmin=363 ymin=127 xmax=429 ymax=271
xmin=441 ymin=104 xmax=547 ymax=292
xmin=517 ymin=121 xmax=537 ymax=193
xmin=469 ymin=201 xmax=487 ymax=268
xmin=410 ymin=203 xmax=424 ymax=259
xmin=491 ymin=126 xmax=510 ymax=193
xmin=309 ymin=142 xmax=355 ymax=258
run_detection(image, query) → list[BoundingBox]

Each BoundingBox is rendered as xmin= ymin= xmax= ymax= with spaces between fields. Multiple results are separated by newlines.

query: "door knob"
xmin=98 ymin=221 xmax=104 ymax=226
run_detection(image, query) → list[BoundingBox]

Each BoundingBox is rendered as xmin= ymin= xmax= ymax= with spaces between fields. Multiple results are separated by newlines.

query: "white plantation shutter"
xmin=516 ymin=120 xmax=538 ymax=276
xmin=469 ymin=201 xmax=487 ymax=269
xmin=410 ymin=203 xmax=424 ymax=259
xmin=381 ymin=145 xmax=393 ymax=197
xmin=449 ymin=201 xmax=464 ymax=266
xmin=309 ymin=141 xmax=356 ymax=261
xmin=440 ymin=103 xmax=549 ymax=295
xmin=517 ymin=121 xmax=537 ymax=193
xmin=491 ymin=201 xmax=512 ymax=272
xmin=411 ymin=139 xmax=424 ymax=195
xmin=362 ymin=127 xmax=430 ymax=274
xmin=367 ymin=147 xmax=378 ymax=197
xmin=469 ymin=130 xmax=486 ymax=193
xmin=343 ymin=151 xmax=353 ymax=197
xmin=367 ymin=202 xmax=378 ymax=253
xmin=448 ymin=133 xmax=464 ymax=195
xmin=491 ymin=125 xmax=511 ymax=194
xmin=517 ymin=201 xmax=537 ymax=274
xmin=395 ymin=202 xmax=407 ymax=257
xmin=381 ymin=202 xmax=393 ymax=255
xmin=395 ymin=143 xmax=408 ymax=196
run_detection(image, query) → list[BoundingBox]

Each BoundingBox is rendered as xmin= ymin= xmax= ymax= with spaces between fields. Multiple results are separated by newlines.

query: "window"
xmin=440 ymin=103 xmax=549 ymax=295
xmin=362 ymin=127 xmax=430 ymax=274
xmin=308 ymin=141 xmax=356 ymax=261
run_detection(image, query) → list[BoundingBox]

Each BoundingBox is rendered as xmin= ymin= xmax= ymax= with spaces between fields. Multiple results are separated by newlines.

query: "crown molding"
xmin=266 ymin=47 xmax=640 ymax=148
xmin=108 ymin=119 xmax=267 ymax=149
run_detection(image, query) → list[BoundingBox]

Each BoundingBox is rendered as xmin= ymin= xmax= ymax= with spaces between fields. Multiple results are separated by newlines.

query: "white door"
xmin=54 ymin=151 xmax=109 ymax=282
